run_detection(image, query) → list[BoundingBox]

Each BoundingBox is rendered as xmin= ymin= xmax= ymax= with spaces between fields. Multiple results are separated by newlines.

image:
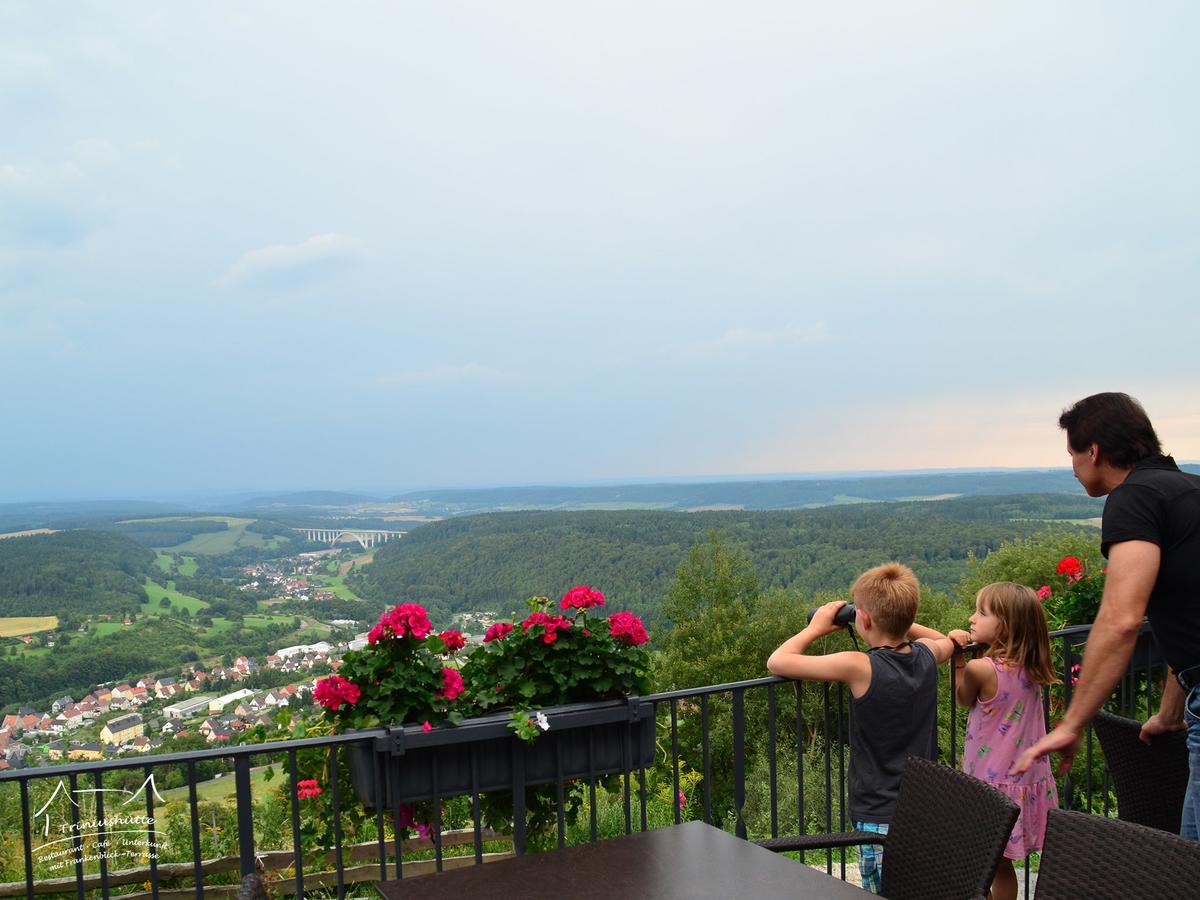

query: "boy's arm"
xmin=767 ymin=600 xmax=872 ymax=696
xmin=906 ymin=622 xmax=956 ymax=665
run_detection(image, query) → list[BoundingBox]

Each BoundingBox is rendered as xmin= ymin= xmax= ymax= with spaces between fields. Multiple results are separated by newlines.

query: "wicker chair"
xmin=235 ymin=873 xmax=269 ymax=900
xmin=1091 ymin=709 xmax=1189 ymax=832
xmin=1034 ymin=808 xmax=1200 ymax=899
xmin=755 ymin=756 xmax=1019 ymax=900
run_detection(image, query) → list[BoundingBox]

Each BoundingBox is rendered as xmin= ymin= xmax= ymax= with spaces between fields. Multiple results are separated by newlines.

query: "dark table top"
xmin=375 ymin=821 xmax=866 ymax=899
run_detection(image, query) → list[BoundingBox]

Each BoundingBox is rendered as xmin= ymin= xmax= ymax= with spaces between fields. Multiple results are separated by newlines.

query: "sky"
xmin=3 ymin=2 xmax=1199 ymax=501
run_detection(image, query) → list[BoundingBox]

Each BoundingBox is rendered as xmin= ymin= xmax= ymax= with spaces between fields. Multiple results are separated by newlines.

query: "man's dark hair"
xmin=1058 ymin=392 xmax=1162 ymax=468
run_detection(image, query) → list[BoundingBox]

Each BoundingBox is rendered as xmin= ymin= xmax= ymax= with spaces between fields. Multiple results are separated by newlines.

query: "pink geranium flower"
xmin=1036 ymin=585 xmax=1052 ymax=602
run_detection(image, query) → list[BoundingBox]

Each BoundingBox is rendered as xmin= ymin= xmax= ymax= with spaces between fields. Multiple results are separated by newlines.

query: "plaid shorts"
xmin=854 ymin=821 xmax=889 ymax=895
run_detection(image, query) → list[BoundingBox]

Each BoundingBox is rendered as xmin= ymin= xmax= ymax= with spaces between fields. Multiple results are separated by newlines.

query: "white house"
xmin=275 ymin=642 xmax=331 ymax=659
xmin=163 ymin=695 xmax=216 ymax=720
xmin=208 ymin=689 xmax=256 ymax=714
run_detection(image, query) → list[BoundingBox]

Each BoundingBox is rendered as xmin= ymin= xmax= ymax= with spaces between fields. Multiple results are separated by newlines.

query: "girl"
xmin=950 ymin=583 xmax=1059 ymax=900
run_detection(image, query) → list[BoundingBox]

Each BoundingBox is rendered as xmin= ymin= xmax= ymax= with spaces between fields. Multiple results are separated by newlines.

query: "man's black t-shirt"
xmin=1101 ymin=455 xmax=1200 ymax=673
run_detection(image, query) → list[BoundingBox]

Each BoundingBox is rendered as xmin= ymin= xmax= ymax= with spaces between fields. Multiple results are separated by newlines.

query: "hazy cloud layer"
xmin=2 ymin=2 xmax=1198 ymax=500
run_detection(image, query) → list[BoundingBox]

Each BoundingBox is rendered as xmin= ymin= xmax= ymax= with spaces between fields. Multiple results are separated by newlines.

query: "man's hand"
xmin=806 ymin=600 xmax=849 ymax=639
xmin=1139 ymin=712 xmax=1187 ymax=745
xmin=947 ymin=629 xmax=971 ymax=649
xmin=1011 ymin=723 xmax=1082 ymax=777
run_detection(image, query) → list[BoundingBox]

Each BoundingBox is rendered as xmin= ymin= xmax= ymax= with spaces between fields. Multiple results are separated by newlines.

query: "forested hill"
xmin=0 ymin=530 xmax=153 ymax=618
xmin=385 ymin=469 xmax=1123 ymax=516
xmin=349 ymin=494 xmax=1104 ymax=623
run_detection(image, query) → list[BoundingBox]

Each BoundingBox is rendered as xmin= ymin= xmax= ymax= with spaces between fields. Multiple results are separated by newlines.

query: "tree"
xmin=657 ymin=532 xmax=762 ymax=690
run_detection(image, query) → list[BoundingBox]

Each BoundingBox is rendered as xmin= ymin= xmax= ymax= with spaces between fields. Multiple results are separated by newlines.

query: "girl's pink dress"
xmin=963 ymin=657 xmax=1059 ymax=859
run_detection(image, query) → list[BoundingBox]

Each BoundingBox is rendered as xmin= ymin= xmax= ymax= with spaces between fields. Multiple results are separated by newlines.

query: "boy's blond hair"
xmin=851 ymin=562 xmax=920 ymax=637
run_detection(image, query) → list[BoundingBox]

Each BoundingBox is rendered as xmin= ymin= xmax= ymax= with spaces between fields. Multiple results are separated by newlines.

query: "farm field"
xmin=141 ymin=578 xmax=210 ymax=615
xmin=154 ymin=553 xmax=199 ymax=576
xmin=0 ymin=616 xmax=59 ymax=637
xmin=92 ymin=621 xmax=129 ymax=637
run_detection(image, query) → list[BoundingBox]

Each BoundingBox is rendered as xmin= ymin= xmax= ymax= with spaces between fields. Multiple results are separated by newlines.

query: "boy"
xmin=766 ymin=562 xmax=955 ymax=894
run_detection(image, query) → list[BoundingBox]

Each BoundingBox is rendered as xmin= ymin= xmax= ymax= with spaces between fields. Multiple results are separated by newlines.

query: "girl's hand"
xmin=948 ymin=629 xmax=971 ymax=648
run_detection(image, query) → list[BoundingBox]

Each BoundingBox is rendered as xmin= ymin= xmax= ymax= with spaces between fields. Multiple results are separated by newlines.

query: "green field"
xmin=178 ymin=556 xmax=198 ymax=577
xmin=204 ymin=613 xmax=292 ymax=636
xmin=159 ymin=766 xmax=278 ymax=805
xmin=154 ymin=553 xmax=174 ymax=573
xmin=92 ymin=622 xmax=129 ymax=637
xmin=301 ymin=573 xmax=362 ymax=601
xmin=141 ymin=578 xmax=209 ymax=615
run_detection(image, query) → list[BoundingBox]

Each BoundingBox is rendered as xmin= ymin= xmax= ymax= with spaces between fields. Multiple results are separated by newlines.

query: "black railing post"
xmin=188 ymin=759 xmax=203 ymax=900
xmin=512 ymin=742 xmax=527 ymax=856
xmin=288 ymin=750 xmax=306 ymax=897
xmin=701 ymin=695 xmax=712 ymax=825
xmin=733 ymin=688 xmax=746 ymax=839
xmin=234 ymin=755 xmax=256 ymax=879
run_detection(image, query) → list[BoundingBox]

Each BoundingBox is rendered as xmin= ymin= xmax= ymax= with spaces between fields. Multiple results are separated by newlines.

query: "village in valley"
xmin=2 ymin=550 xmax=365 ymax=772
xmin=0 ymin=545 xmax=502 ymax=774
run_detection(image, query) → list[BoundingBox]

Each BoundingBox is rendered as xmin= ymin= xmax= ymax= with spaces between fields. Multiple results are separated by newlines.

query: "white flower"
xmin=535 ymin=711 xmax=550 ymax=732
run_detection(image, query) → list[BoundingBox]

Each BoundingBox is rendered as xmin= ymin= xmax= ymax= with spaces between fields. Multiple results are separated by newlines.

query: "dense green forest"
xmin=0 ymin=530 xmax=153 ymax=617
xmin=350 ymin=494 xmax=1103 ymax=624
xmin=109 ymin=517 xmax=229 ymax=547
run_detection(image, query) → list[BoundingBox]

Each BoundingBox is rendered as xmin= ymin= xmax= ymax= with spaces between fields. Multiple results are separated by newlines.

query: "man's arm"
xmin=1011 ymin=539 xmax=1160 ymax=775
xmin=1140 ymin=670 xmax=1187 ymax=744
xmin=767 ymin=600 xmax=872 ymax=696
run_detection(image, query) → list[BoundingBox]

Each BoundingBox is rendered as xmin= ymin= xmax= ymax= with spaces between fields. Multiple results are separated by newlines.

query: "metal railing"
xmin=0 ymin=622 xmax=1168 ymax=898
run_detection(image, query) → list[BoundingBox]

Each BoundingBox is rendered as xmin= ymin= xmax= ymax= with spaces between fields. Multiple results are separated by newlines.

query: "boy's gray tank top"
xmin=848 ymin=642 xmax=938 ymax=824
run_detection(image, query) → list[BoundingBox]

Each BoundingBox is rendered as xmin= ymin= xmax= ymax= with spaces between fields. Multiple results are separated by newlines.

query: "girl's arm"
xmin=906 ymin=622 xmax=955 ymax=665
xmin=955 ymin=658 xmax=997 ymax=707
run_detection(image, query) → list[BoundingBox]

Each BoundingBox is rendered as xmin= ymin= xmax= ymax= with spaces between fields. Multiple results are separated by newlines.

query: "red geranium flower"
xmin=313 ymin=675 xmax=361 ymax=711
xmin=608 ymin=611 xmax=649 ymax=647
xmin=296 ymin=778 xmax=323 ymax=800
xmin=1036 ymin=585 xmax=1052 ymax=602
xmin=1056 ymin=556 xmax=1084 ymax=581
xmin=438 ymin=667 xmax=464 ymax=701
xmin=369 ymin=603 xmax=434 ymax=642
xmin=439 ymin=630 xmax=467 ymax=654
xmin=521 ymin=612 xmax=572 ymax=644
xmin=560 ymin=585 xmax=606 ymax=610
xmin=483 ymin=622 xmax=513 ymax=643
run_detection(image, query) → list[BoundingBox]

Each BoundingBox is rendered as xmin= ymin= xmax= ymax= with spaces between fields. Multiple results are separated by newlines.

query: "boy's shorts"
xmin=854 ymin=821 xmax=889 ymax=895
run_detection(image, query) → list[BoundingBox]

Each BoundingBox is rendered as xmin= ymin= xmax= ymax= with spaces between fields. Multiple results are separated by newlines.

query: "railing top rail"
xmin=0 ymin=727 xmax=388 ymax=782
xmin=643 ymin=676 xmax=785 ymax=703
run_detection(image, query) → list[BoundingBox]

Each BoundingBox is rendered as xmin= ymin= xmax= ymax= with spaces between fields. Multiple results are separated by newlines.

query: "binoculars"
xmin=807 ymin=603 xmax=857 ymax=627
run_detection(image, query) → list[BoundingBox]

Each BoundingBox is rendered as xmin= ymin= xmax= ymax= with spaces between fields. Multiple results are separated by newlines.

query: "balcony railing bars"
xmin=0 ymin=623 xmax=1167 ymax=899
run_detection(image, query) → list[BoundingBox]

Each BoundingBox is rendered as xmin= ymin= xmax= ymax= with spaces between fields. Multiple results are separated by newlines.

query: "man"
xmin=1012 ymin=392 xmax=1200 ymax=838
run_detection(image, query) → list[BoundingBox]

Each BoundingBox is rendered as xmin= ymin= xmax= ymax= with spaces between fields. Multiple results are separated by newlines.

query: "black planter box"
xmin=1064 ymin=624 xmax=1163 ymax=672
xmin=347 ymin=698 xmax=656 ymax=810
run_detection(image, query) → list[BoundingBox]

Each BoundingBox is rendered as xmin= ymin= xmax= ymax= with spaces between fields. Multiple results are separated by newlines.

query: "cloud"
xmin=667 ymin=322 xmax=831 ymax=361
xmin=217 ymin=233 xmax=364 ymax=288
xmin=376 ymin=363 xmax=495 ymax=387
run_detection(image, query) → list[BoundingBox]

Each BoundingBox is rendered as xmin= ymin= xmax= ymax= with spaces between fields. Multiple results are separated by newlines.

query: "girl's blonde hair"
xmin=977 ymin=582 xmax=1057 ymax=686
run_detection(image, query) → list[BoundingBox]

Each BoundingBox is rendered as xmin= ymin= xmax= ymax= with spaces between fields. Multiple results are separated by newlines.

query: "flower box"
xmin=1064 ymin=624 xmax=1162 ymax=675
xmin=347 ymin=697 xmax=656 ymax=810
